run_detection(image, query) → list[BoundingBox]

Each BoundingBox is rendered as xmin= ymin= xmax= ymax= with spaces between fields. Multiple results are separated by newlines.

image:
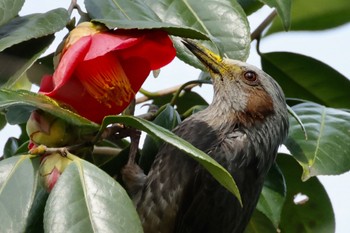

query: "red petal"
xmin=39 ymin=29 xmax=176 ymax=124
xmin=84 ymin=33 xmax=140 ymax=61
xmin=119 ymin=56 xmax=152 ymax=92
xmin=41 ymin=73 xmax=129 ymax=123
xmin=51 ymin=36 xmax=91 ymax=90
xmin=117 ymin=30 xmax=176 ymax=70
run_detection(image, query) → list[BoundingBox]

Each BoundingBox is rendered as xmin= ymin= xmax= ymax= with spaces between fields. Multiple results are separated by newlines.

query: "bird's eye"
xmin=244 ymin=71 xmax=257 ymax=82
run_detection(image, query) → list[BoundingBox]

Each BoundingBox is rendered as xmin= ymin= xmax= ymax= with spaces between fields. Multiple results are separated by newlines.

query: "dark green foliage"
xmin=0 ymin=0 xmax=349 ymax=232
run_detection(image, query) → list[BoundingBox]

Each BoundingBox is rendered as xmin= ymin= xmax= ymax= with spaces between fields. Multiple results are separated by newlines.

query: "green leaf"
xmin=5 ymin=105 xmax=33 ymax=124
xmin=277 ymin=154 xmax=335 ymax=233
xmin=237 ymin=0 xmax=264 ymax=15
xmin=146 ymin=0 xmax=251 ymax=68
xmin=0 ymin=35 xmax=54 ymax=88
xmin=256 ymin=163 xmax=286 ymax=228
xmin=44 ymin=158 xmax=143 ymax=233
xmin=267 ymin=0 xmax=350 ymax=34
xmin=152 ymin=90 xmax=209 ymax=116
xmin=0 ymin=8 xmax=69 ymax=52
xmin=0 ymin=113 xmax=6 ymax=130
xmin=176 ymin=91 xmax=209 ymax=115
xmin=0 ymin=155 xmax=40 ymax=233
xmin=140 ymin=104 xmax=181 ymax=173
xmin=85 ymin=0 xmax=208 ymax=39
xmin=3 ymin=137 xmax=19 ymax=158
xmin=244 ymin=209 xmax=276 ymax=233
xmin=260 ymin=0 xmax=291 ymax=30
xmin=0 ymin=89 xmax=99 ymax=133
xmin=286 ymin=102 xmax=350 ymax=180
xmin=0 ymin=0 xmax=24 ymax=27
xmin=261 ymin=52 xmax=350 ymax=109
xmin=25 ymin=188 xmax=49 ymax=233
xmin=96 ymin=145 xmax=129 ymax=179
xmin=99 ymin=115 xmax=241 ymax=202
xmin=26 ymin=53 xmax=54 ymax=86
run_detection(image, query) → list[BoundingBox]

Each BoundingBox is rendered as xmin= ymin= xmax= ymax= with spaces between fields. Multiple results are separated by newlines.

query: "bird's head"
xmin=183 ymin=39 xmax=288 ymax=131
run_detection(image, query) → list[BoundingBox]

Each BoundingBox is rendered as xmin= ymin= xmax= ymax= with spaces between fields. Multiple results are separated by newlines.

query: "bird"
xmin=122 ymin=39 xmax=289 ymax=233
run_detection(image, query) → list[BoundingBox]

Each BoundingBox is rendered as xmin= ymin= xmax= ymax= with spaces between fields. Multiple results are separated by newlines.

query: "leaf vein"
xmin=76 ymin=160 xmax=97 ymax=232
xmin=313 ymin=106 xmax=326 ymax=164
xmin=181 ymin=0 xmax=211 ymax=36
xmin=111 ymin=0 xmax=131 ymax=20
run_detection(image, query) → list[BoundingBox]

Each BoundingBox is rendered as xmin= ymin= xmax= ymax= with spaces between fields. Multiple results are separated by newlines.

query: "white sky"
xmin=1 ymin=1 xmax=349 ymax=232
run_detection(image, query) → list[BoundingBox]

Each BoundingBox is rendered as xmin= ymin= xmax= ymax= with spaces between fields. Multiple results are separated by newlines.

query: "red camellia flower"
xmin=39 ymin=22 xmax=176 ymax=123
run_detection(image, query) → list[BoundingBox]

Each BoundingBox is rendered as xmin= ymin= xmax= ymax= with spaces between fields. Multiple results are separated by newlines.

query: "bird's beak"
xmin=182 ymin=39 xmax=239 ymax=76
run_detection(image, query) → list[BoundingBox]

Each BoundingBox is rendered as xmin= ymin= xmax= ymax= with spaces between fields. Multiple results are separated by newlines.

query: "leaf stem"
xmin=67 ymin=0 xmax=77 ymax=15
xmin=136 ymin=83 xmax=201 ymax=104
xmin=170 ymin=80 xmax=211 ymax=106
xmin=92 ymin=146 xmax=122 ymax=156
xmin=251 ymin=10 xmax=277 ymax=41
xmin=68 ymin=0 xmax=87 ymax=17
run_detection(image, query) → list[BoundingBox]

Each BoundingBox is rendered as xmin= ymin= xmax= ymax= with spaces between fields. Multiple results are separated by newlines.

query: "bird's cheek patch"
xmin=238 ymin=88 xmax=274 ymax=124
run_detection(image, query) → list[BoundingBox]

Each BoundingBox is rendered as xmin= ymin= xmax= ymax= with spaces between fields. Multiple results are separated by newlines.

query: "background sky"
xmin=1 ymin=1 xmax=349 ymax=232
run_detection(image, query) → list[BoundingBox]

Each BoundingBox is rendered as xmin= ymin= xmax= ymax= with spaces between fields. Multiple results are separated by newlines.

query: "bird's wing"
xmin=173 ymin=129 xmax=263 ymax=233
xmin=135 ymin=118 xmax=222 ymax=233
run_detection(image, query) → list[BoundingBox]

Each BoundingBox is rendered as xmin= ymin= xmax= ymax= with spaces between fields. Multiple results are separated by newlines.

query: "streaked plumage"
xmin=122 ymin=40 xmax=289 ymax=233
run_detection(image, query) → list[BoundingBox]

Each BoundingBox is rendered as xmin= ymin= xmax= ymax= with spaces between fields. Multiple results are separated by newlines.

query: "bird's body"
xmin=122 ymin=40 xmax=289 ymax=233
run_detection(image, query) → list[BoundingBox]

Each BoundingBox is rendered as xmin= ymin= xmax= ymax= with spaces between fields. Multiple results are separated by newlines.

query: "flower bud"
xmin=26 ymin=110 xmax=74 ymax=147
xmin=39 ymin=152 xmax=73 ymax=191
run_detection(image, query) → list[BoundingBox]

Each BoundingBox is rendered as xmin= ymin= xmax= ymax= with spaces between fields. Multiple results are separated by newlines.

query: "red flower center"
xmin=75 ymin=53 xmax=135 ymax=108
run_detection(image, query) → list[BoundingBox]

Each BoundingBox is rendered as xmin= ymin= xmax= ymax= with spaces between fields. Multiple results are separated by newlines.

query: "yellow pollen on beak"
xmin=76 ymin=53 xmax=135 ymax=108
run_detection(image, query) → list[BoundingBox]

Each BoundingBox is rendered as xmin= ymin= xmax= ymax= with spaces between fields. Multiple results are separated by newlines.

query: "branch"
xmin=68 ymin=0 xmax=88 ymax=17
xmin=136 ymin=83 xmax=199 ymax=104
xmin=93 ymin=146 xmax=122 ymax=156
xmin=67 ymin=0 xmax=77 ymax=15
xmin=251 ymin=10 xmax=277 ymax=41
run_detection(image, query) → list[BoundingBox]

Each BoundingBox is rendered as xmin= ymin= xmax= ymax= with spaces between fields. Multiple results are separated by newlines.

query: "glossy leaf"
xmin=260 ymin=0 xmax=291 ymax=30
xmin=0 ymin=155 xmax=40 ymax=233
xmin=25 ymin=188 xmax=49 ymax=233
xmin=85 ymin=0 xmax=208 ymax=39
xmin=152 ymin=90 xmax=209 ymax=116
xmin=267 ymin=0 xmax=350 ymax=34
xmin=146 ymin=0 xmax=251 ymax=68
xmin=0 ymin=0 xmax=24 ymax=27
xmin=140 ymin=104 xmax=181 ymax=173
xmin=277 ymin=154 xmax=335 ymax=233
xmin=44 ymin=158 xmax=143 ymax=233
xmin=286 ymin=102 xmax=350 ymax=180
xmin=99 ymin=115 xmax=241 ymax=202
xmin=97 ymin=145 xmax=129 ymax=180
xmin=3 ymin=137 xmax=19 ymax=158
xmin=245 ymin=210 xmax=276 ymax=233
xmin=175 ymin=91 xmax=209 ymax=115
xmin=256 ymin=163 xmax=286 ymax=228
xmin=261 ymin=52 xmax=350 ymax=109
xmin=0 ymin=113 xmax=6 ymax=131
xmin=0 ymin=8 xmax=69 ymax=52
xmin=0 ymin=35 xmax=54 ymax=87
xmin=237 ymin=0 xmax=263 ymax=15
xmin=0 ymin=89 xmax=99 ymax=133
xmin=26 ymin=53 xmax=54 ymax=86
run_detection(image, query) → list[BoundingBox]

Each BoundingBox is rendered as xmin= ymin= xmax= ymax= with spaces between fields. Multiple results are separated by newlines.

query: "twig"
xmin=127 ymin=130 xmax=141 ymax=165
xmin=136 ymin=83 xmax=199 ymax=104
xmin=93 ymin=146 xmax=122 ymax=156
xmin=29 ymin=142 xmax=91 ymax=156
xmin=170 ymin=80 xmax=211 ymax=106
xmin=251 ymin=10 xmax=277 ymax=41
xmin=67 ymin=0 xmax=87 ymax=17
xmin=67 ymin=0 xmax=77 ymax=15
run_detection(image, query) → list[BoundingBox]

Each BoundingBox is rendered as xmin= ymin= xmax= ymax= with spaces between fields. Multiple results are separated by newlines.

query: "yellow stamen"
xmin=76 ymin=53 xmax=135 ymax=108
